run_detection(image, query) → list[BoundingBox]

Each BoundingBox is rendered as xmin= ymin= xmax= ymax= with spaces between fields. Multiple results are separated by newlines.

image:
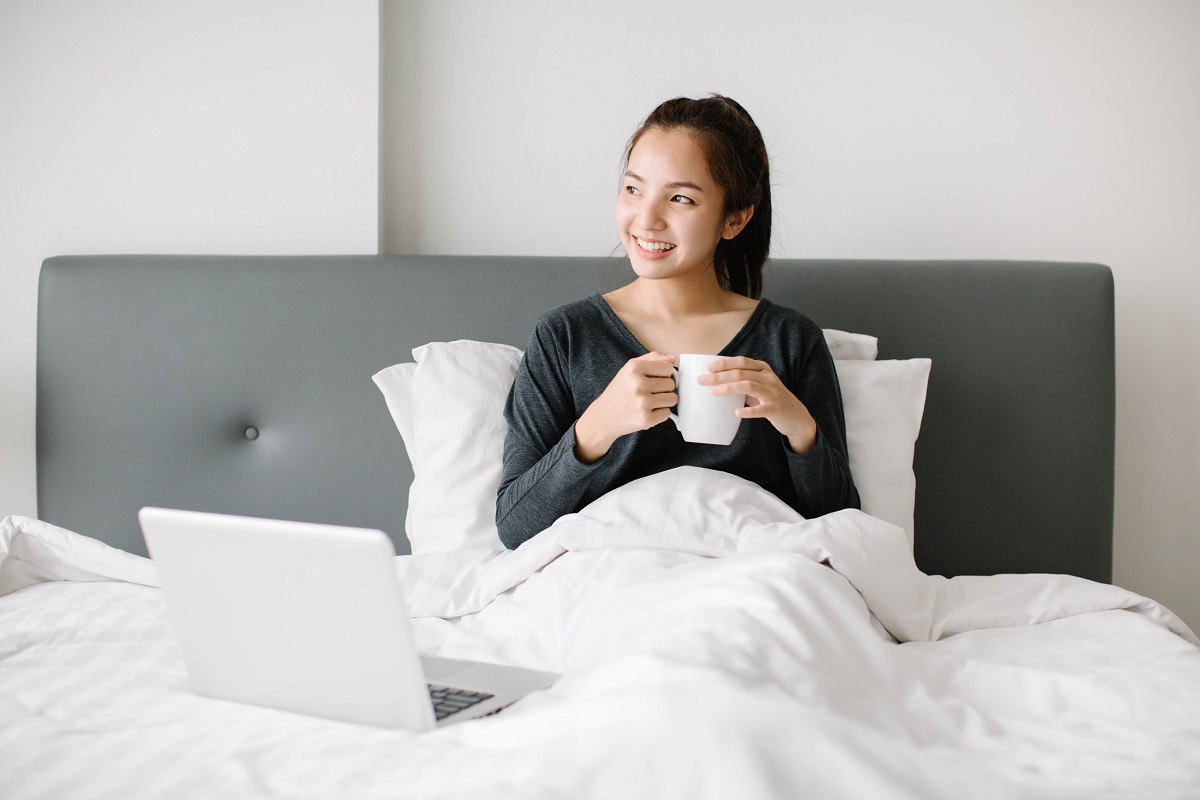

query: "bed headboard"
xmin=36 ymin=255 xmax=1114 ymax=582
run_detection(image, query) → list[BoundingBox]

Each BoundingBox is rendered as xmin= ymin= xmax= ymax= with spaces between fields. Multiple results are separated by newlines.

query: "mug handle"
xmin=669 ymin=365 xmax=682 ymax=433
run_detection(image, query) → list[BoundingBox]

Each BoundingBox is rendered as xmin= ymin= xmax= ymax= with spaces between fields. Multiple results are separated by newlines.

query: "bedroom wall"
xmin=380 ymin=1 xmax=1200 ymax=631
xmin=0 ymin=2 xmax=379 ymax=518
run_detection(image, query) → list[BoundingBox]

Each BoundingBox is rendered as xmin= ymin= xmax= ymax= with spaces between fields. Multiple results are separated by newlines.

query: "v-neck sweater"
xmin=496 ymin=293 xmax=860 ymax=549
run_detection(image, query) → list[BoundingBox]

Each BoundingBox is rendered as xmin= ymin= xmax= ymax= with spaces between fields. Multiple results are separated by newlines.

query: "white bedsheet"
xmin=2 ymin=467 xmax=1199 ymax=799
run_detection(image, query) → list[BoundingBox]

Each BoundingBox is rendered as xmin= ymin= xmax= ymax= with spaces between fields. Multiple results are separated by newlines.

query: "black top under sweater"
xmin=496 ymin=293 xmax=860 ymax=549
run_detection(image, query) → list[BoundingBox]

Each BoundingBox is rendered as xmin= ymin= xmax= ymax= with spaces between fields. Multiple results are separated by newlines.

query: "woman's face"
xmin=616 ymin=128 xmax=747 ymax=285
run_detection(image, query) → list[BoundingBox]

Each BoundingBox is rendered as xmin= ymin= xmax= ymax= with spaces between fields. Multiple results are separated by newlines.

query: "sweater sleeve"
xmin=495 ymin=320 xmax=601 ymax=549
xmin=781 ymin=334 xmax=861 ymax=517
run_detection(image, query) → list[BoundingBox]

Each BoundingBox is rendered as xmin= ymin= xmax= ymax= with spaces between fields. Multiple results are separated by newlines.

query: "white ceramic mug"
xmin=670 ymin=354 xmax=745 ymax=445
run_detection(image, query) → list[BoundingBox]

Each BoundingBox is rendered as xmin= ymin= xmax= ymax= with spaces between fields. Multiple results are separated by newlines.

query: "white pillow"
xmin=833 ymin=358 xmax=931 ymax=547
xmin=823 ymin=328 xmax=878 ymax=361
xmin=372 ymin=361 xmax=417 ymax=457
xmin=371 ymin=361 xmax=419 ymax=537
xmin=374 ymin=335 xmax=925 ymax=554
xmin=373 ymin=341 xmax=521 ymax=553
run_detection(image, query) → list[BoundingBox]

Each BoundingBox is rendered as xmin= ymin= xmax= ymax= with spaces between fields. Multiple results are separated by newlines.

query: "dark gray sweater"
xmin=496 ymin=293 xmax=860 ymax=549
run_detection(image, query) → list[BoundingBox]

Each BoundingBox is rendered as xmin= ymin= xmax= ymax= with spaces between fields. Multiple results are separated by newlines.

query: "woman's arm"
xmin=702 ymin=337 xmax=859 ymax=517
xmin=573 ymin=353 xmax=676 ymax=462
xmin=780 ymin=337 xmax=860 ymax=516
xmin=495 ymin=323 xmax=592 ymax=549
xmin=496 ymin=320 xmax=680 ymax=548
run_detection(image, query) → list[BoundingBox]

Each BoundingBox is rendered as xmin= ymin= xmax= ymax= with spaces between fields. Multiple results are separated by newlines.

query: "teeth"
xmin=635 ymin=236 xmax=676 ymax=252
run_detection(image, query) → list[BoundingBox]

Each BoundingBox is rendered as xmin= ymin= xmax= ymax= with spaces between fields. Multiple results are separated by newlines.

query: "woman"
xmin=496 ymin=95 xmax=859 ymax=549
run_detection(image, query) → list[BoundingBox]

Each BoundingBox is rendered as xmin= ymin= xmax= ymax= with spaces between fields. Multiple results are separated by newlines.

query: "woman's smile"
xmin=632 ymin=235 xmax=677 ymax=257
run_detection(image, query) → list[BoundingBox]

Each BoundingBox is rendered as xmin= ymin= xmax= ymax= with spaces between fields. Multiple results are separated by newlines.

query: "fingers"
xmin=628 ymin=390 xmax=677 ymax=427
xmin=628 ymin=354 xmax=676 ymax=381
xmin=707 ymin=378 xmax=758 ymax=397
xmin=644 ymin=376 xmax=677 ymax=395
xmin=617 ymin=354 xmax=678 ymax=421
xmin=698 ymin=369 xmax=776 ymax=398
xmin=697 ymin=361 xmax=784 ymax=409
xmin=697 ymin=357 xmax=769 ymax=385
xmin=659 ymin=354 xmax=816 ymax=446
xmin=622 ymin=357 xmax=677 ymax=393
xmin=698 ymin=369 xmax=754 ymax=387
xmin=632 ymin=380 xmax=678 ymax=409
xmin=703 ymin=356 xmax=763 ymax=374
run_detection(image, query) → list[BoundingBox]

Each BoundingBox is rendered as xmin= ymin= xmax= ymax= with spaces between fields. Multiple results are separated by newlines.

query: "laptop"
xmin=139 ymin=506 xmax=558 ymax=730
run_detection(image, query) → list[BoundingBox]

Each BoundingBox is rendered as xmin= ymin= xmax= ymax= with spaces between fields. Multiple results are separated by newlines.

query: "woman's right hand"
xmin=574 ymin=352 xmax=677 ymax=463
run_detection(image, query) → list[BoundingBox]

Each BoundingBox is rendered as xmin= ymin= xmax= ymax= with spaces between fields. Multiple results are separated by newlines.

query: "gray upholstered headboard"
xmin=36 ymin=255 xmax=1114 ymax=582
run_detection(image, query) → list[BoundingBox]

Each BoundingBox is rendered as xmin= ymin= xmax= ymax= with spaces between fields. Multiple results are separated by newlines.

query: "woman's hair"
xmin=622 ymin=94 xmax=772 ymax=299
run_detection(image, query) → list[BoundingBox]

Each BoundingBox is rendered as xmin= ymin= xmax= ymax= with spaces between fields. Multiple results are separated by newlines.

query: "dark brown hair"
xmin=622 ymin=94 xmax=772 ymax=298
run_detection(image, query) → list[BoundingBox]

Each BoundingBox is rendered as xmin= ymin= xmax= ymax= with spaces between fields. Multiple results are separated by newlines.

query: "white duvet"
xmin=2 ymin=467 xmax=1199 ymax=800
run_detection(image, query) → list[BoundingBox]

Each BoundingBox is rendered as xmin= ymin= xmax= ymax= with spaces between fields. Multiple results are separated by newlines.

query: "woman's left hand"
xmin=697 ymin=357 xmax=818 ymax=454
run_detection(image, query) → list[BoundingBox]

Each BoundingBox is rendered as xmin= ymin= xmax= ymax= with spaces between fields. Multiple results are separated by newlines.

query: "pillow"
xmin=372 ymin=361 xmax=417 ymax=459
xmin=823 ymin=329 xmax=878 ymax=361
xmin=374 ymin=341 xmax=522 ymax=553
xmin=833 ymin=358 xmax=931 ymax=547
xmin=372 ymin=361 xmax=419 ymax=536
xmin=374 ymin=334 xmax=925 ymax=554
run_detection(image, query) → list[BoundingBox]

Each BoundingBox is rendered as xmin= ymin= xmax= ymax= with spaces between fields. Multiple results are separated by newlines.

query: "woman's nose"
xmin=638 ymin=198 xmax=666 ymax=230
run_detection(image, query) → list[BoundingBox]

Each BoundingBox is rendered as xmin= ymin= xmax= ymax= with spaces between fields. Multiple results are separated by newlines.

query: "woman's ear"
xmin=722 ymin=206 xmax=755 ymax=240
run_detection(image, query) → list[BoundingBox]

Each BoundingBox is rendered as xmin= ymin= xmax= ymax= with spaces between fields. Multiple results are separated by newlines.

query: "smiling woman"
xmin=617 ymin=129 xmax=753 ymax=285
xmin=495 ymin=95 xmax=860 ymax=550
xmin=617 ymin=95 xmax=770 ymax=299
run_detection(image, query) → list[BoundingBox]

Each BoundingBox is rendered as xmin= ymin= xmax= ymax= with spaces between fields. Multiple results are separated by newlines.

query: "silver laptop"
xmin=139 ymin=506 xmax=558 ymax=730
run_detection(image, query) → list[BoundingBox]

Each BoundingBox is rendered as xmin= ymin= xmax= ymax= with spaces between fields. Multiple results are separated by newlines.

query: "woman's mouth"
xmin=633 ymin=236 xmax=676 ymax=254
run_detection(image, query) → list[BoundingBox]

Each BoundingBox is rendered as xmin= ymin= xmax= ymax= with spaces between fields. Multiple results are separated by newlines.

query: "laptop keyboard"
xmin=427 ymin=684 xmax=495 ymax=721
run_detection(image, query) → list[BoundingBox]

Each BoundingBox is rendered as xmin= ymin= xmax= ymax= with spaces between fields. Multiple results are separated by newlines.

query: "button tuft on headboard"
xmin=243 ymin=426 xmax=260 ymax=441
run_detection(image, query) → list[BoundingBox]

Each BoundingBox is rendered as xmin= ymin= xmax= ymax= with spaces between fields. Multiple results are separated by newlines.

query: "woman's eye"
xmin=672 ymin=195 xmax=695 ymax=205
xmin=624 ymin=185 xmax=640 ymax=196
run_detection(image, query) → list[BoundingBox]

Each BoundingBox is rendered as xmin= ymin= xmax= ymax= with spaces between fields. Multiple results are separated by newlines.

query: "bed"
xmin=3 ymin=254 xmax=1198 ymax=799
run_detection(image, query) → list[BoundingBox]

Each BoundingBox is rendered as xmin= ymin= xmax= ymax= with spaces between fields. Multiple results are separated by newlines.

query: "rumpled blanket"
xmin=2 ymin=467 xmax=1198 ymax=800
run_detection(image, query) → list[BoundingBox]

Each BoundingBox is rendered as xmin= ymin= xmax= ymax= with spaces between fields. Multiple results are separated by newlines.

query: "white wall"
xmin=380 ymin=0 xmax=1200 ymax=631
xmin=0 ymin=1 xmax=379 ymax=518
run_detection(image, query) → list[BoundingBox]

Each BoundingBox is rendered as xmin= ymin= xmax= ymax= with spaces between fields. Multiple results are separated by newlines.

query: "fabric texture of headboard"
xmin=36 ymin=255 xmax=1114 ymax=581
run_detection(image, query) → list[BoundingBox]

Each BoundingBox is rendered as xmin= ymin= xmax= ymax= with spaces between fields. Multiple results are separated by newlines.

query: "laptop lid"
xmin=140 ymin=506 xmax=438 ymax=730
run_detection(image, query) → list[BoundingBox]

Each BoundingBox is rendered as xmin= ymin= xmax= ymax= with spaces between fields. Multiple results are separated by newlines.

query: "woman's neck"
xmin=614 ymin=275 xmax=749 ymax=322
xmin=602 ymin=274 xmax=759 ymax=356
